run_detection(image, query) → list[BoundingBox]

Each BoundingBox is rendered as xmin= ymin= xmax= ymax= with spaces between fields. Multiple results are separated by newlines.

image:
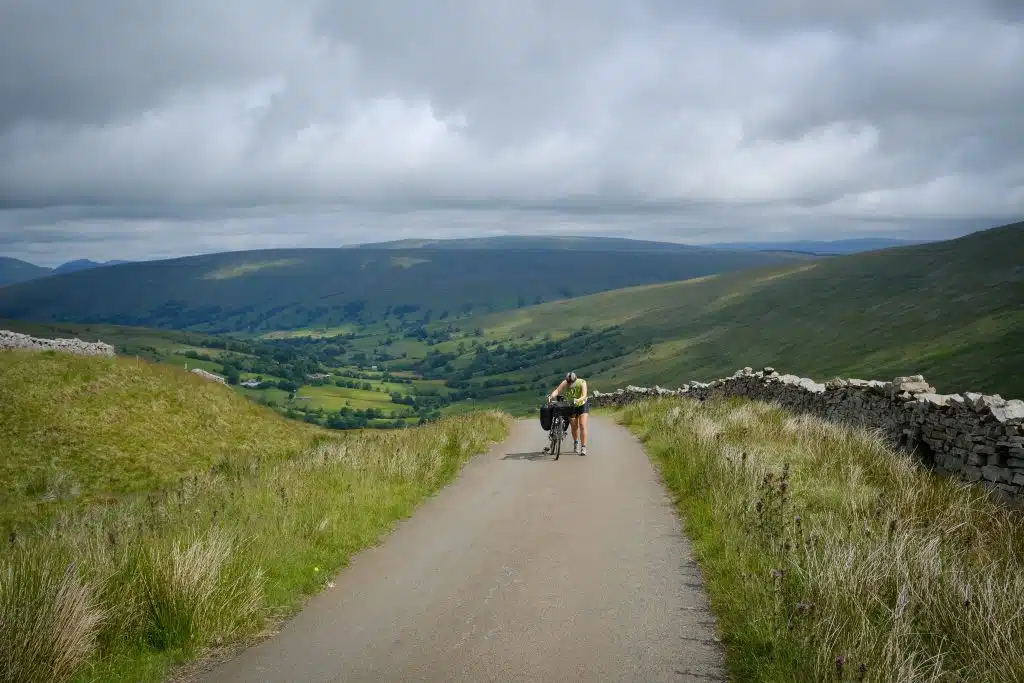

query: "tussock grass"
xmin=0 ymin=554 xmax=104 ymax=683
xmin=1 ymin=353 xmax=510 ymax=682
xmin=621 ymin=397 xmax=1024 ymax=682
xmin=137 ymin=530 xmax=264 ymax=651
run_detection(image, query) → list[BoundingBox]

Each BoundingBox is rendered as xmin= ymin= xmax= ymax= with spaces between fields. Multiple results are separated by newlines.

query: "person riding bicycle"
xmin=548 ymin=371 xmax=589 ymax=455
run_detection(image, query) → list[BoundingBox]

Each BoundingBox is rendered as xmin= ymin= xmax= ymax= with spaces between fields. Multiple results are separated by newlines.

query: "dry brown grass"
xmin=0 ymin=554 xmax=104 ymax=683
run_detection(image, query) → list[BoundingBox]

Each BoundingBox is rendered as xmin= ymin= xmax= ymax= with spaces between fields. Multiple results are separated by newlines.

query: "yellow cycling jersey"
xmin=564 ymin=378 xmax=587 ymax=406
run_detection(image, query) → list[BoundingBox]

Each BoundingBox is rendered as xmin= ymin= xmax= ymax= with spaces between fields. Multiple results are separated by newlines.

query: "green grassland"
xmin=0 ymin=351 xmax=318 ymax=530
xmin=0 ymin=351 xmax=510 ymax=683
xmin=0 ymin=318 xmax=456 ymax=428
xmin=0 ymin=243 xmax=814 ymax=333
xmin=295 ymin=384 xmax=402 ymax=412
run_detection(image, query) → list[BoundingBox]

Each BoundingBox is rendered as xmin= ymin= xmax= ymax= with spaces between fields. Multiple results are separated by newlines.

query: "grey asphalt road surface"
xmin=194 ymin=415 xmax=726 ymax=682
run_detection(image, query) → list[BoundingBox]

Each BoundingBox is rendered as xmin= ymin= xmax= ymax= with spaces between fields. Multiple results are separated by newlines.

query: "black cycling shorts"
xmin=571 ymin=400 xmax=590 ymax=416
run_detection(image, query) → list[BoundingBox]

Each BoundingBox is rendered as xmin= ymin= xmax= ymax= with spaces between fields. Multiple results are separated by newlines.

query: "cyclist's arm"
xmin=549 ymin=380 xmax=567 ymax=400
xmin=578 ymin=380 xmax=588 ymax=404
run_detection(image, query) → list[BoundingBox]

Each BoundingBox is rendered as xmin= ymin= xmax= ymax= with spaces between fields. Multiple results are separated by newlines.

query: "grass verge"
xmin=619 ymin=397 xmax=1024 ymax=682
xmin=1 ymin=401 xmax=510 ymax=683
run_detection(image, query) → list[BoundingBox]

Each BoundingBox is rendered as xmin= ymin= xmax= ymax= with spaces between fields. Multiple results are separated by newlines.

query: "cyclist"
xmin=548 ymin=371 xmax=589 ymax=455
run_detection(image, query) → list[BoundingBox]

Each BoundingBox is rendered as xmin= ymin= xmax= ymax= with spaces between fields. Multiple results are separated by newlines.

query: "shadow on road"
xmin=502 ymin=451 xmax=552 ymax=461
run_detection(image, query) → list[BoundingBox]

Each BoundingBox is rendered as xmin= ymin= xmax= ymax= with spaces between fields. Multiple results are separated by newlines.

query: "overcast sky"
xmin=1 ymin=1 xmax=1022 ymax=266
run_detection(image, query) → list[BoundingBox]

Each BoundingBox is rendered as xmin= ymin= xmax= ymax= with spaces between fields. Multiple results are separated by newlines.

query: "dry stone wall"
xmin=592 ymin=367 xmax=1024 ymax=501
xmin=0 ymin=329 xmax=116 ymax=357
xmin=190 ymin=367 xmax=227 ymax=384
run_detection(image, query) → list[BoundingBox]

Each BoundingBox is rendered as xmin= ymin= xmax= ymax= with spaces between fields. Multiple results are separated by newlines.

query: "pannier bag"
xmin=540 ymin=399 xmax=573 ymax=431
xmin=539 ymin=403 xmax=553 ymax=431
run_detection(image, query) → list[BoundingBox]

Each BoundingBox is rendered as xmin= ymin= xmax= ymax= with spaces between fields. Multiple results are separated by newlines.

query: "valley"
xmin=2 ymin=220 xmax=1021 ymax=429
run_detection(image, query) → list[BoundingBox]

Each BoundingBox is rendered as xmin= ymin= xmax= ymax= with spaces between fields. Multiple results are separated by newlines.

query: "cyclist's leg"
xmin=579 ymin=402 xmax=590 ymax=452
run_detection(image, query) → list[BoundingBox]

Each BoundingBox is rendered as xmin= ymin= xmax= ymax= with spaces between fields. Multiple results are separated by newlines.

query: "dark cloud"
xmin=0 ymin=0 xmax=1021 ymax=263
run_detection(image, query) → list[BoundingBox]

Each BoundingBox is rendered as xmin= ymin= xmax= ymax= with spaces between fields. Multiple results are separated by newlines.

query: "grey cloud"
xmin=0 ymin=0 xmax=1021 ymax=261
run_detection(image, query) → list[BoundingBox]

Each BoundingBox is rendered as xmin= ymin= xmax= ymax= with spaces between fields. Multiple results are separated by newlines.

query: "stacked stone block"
xmin=0 ymin=329 xmax=116 ymax=356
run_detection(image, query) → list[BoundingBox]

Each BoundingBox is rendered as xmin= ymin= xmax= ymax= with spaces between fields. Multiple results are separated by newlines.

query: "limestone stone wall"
xmin=0 ymin=329 xmax=116 ymax=357
xmin=190 ymin=367 xmax=227 ymax=384
xmin=592 ymin=367 xmax=1024 ymax=500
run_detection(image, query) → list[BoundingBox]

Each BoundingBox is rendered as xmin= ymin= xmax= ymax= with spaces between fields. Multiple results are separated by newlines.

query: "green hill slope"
xmin=0 ymin=256 xmax=51 ymax=286
xmin=0 ymin=350 xmax=320 ymax=528
xmin=0 ymin=244 xmax=814 ymax=333
xmin=468 ymin=221 xmax=1024 ymax=399
xmin=0 ymin=349 xmax=510 ymax=682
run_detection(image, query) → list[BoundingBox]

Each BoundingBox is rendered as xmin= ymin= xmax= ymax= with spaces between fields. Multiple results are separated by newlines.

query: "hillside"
xmin=461 ymin=221 xmax=1023 ymax=401
xmin=0 ymin=257 xmax=51 ymax=286
xmin=0 ymin=349 xmax=509 ymax=682
xmin=0 ymin=257 xmax=133 ymax=287
xmin=0 ymin=350 xmax=320 ymax=528
xmin=702 ymin=237 xmax=930 ymax=254
xmin=355 ymin=234 xmax=927 ymax=255
xmin=51 ymin=258 xmax=132 ymax=275
xmin=0 ymin=244 xmax=814 ymax=333
xmin=353 ymin=234 xmax=740 ymax=252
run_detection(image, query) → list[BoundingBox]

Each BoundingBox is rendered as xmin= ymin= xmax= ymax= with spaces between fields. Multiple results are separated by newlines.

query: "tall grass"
xmin=620 ymin=398 xmax=1024 ymax=683
xmin=1 ymin=411 xmax=510 ymax=683
xmin=0 ymin=554 xmax=104 ymax=683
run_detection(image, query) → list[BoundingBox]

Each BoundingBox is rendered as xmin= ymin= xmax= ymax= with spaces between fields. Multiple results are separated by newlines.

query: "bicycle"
xmin=544 ymin=396 xmax=573 ymax=460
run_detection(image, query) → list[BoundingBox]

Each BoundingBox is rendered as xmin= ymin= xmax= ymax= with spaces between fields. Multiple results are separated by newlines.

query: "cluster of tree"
xmin=325 ymin=406 xmax=413 ymax=430
xmin=389 ymin=389 xmax=450 ymax=414
xmin=336 ymin=378 xmax=376 ymax=391
xmin=414 ymin=326 xmax=627 ymax=383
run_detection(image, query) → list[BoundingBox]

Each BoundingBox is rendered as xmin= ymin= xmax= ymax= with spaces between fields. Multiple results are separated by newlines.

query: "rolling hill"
xmin=0 ymin=257 xmax=134 ymax=286
xmin=0 ymin=350 xmax=320 ymax=528
xmin=356 ymin=234 xmax=928 ymax=255
xmin=0 ymin=347 xmax=508 ymax=682
xmin=461 ymin=221 xmax=1024 ymax=401
xmin=0 ymin=257 xmax=51 ymax=286
xmin=702 ymin=237 xmax=931 ymax=254
xmin=353 ymin=234 xmax=762 ymax=253
xmin=51 ymin=258 xmax=132 ymax=275
xmin=0 ymin=242 xmax=814 ymax=333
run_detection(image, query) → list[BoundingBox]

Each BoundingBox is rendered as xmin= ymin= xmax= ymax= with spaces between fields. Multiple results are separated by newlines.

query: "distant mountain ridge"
xmin=0 ymin=257 xmax=52 ymax=287
xmin=0 ymin=257 xmax=132 ymax=286
xmin=52 ymin=259 xmax=132 ymax=275
xmin=350 ymin=234 xmax=920 ymax=255
xmin=350 ymin=235 xmax=711 ymax=252
xmin=0 ymin=240 xmax=816 ymax=333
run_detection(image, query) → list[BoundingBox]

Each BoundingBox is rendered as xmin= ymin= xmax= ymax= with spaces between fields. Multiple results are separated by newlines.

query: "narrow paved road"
xmin=196 ymin=416 xmax=725 ymax=682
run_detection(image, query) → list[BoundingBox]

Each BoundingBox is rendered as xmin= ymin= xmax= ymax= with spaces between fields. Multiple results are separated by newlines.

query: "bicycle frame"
xmin=548 ymin=404 xmax=571 ymax=460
